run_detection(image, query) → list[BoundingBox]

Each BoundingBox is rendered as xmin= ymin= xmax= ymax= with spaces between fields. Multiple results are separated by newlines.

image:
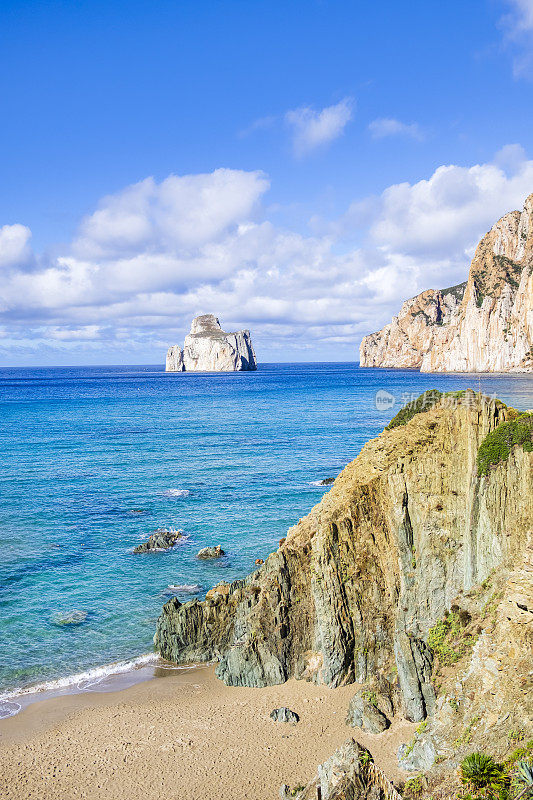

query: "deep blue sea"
xmin=1 ymin=363 xmax=532 ymax=708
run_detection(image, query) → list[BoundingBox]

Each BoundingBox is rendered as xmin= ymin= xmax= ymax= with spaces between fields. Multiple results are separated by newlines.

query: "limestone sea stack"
xmin=165 ymin=314 xmax=257 ymax=372
xmin=359 ymin=193 xmax=533 ymax=372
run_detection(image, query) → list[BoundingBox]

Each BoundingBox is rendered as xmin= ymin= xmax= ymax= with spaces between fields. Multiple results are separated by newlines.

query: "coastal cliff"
xmin=165 ymin=314 xmax=257 ymax=372
xmin=155 ymin=389 xmax=533 ymax=761
xmin=359 ymin=194 xmax=533 ymax=373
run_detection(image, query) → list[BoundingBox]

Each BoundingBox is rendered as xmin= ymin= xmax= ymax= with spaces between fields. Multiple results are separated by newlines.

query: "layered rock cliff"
xmin=360 ymin=194 xmax=533 ymax=372
xmin=165 ymin=314 xmax=257 ymax=372
xmin=155 ymin=391 xmax=532 ymax=744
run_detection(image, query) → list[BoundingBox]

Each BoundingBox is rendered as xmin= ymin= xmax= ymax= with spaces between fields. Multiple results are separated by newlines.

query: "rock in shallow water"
xmin=197 ymin=545 xmax=225 ymax=559
xmin=50 ymin=610 xmax=88 ymax=627
xmin=134 ymin=529 xmax=182 ymax=553
xmin=270 ymin=707 xmax=299 ymax=723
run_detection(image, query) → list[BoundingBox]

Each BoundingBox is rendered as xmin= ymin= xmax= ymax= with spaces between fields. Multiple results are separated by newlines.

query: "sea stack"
xmin=165 ymin=314 xmax=257 ymax=372
xmin=359 ymin=193 xmax=533 ymax=373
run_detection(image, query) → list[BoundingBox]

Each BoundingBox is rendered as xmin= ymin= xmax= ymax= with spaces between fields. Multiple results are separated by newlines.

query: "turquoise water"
xmin=1 ymin=363 xmax=532 ymax=700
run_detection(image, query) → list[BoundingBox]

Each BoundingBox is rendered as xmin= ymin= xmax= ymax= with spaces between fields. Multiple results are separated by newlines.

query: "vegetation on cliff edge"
xmin=386 ymin=390 xmax=443 ymax=430
xmin=477 ymin=413 xmax=533 ymax=476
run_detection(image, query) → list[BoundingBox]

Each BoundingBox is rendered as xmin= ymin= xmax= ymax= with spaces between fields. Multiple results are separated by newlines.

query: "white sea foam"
xmin=0 ymin=701 xmax=21 ymax=720
xmin=161 ymin=488 xmax=190 ymax=498
xmin=309 ymin=480 xmax=328 ymax=487
xmin=0 ymin=653 xmax=159 ymax=717
xmin=167 ymin=583 xmax=201 ymax=593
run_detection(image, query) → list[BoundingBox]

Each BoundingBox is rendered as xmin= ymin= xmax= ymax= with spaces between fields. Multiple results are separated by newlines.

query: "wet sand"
xmin=0 ymin=664 xmax=415 ymax=800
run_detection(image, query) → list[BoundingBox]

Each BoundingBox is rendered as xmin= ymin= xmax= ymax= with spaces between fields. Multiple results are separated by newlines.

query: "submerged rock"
xmin=50 ymin=610 xmax=88 ymax=627
xmin=197 ymin=545 xmax=225 ymax=559
xmin=134 ymin=529 xmax=182 ymax=553
xmin=166 ymin=314 xmax=257 ymax=372
xmin=270 ymin=707 xmax=299 ymax=724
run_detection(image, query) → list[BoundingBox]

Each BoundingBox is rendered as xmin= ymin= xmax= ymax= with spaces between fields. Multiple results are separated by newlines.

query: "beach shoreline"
xmin=0 ymin=663 xmax=415 ymax=800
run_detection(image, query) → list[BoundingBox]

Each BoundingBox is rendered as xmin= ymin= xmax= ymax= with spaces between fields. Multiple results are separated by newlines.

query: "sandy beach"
xmin=0 ymin=664 xmax=415 ymax=800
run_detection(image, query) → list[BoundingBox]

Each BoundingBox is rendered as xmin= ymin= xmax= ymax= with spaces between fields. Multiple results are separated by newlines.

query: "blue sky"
xmin=0 ymin=0 xmax=532 ymax=365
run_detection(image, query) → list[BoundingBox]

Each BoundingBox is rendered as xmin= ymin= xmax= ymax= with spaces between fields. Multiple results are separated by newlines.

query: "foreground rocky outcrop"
xmin=279 ymin=739 xmax=396 ymax=800
xmin=360 ymin=194 xmax=533 ymax=372
xmin=155 ymin=389 xmax=532 ymax=758
xmin=165 ymin=314 xmax=257 ymax=372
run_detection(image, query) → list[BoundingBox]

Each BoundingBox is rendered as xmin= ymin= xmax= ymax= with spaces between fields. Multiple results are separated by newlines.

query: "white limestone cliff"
xmin=165 ymin=315 xmax=257 ymax=372
xmin=359 ymin=194 xmax=533 ymax=373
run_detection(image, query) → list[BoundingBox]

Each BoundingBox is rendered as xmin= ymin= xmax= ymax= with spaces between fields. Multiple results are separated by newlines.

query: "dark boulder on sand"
xmin=270 ymin=707 xmax=299 ymax=724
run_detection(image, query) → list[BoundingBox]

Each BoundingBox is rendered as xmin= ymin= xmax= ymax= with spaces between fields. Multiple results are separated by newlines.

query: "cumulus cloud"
xmin=285 ymin=98 xmax=354 ymax=156
xmin=75 ymin=168 xmax=269 ymax=257
xmin=0 ymin=224 xmax=34 ymax=270
xmin=370 ymin=146 xmax=533 ymax=258
xmin=0 ymin=150 xmax=532 ymax=363
xmin=368 ymin=117 xmax=424 ymax=141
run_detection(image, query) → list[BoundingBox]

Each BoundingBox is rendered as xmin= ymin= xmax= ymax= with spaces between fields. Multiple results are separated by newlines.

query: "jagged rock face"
xmin=154 ymin=393 xmax=532 ymax=724
xmin=165 ymin=314 xmax=257 ymax=372
xmin=360 ymin=194 xmax=533 ymax=372
xmin=165 ymin=345 xmax=184 ymax=372
xmin=279 ymin=739 xmax=380 ymax=800
xmin=346 ymin=692 xmax=390 ymax=734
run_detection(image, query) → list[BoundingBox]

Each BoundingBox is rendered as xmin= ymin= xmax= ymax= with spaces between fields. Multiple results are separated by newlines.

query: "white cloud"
xmin=507 ymin=0 xmax=533 ymax=31
xmin=0 ymin=150 xmax=532 ymax=363
xmin=0 ymin=224 xmax=34 ymax=270
xmin=75 ymin=168 xmax=269 ymax=258
xmin=501 ymin=0 xmax=533 ymax=76
xmin=238 ymin=116 xmax=277 ymax=138
xmin=285 ymin=98 xmax=353 ymax=156
xmin=370 ymin=146 xmax=533 ymax=258
xmin=368 ymin=117 xmax=424 ymax=141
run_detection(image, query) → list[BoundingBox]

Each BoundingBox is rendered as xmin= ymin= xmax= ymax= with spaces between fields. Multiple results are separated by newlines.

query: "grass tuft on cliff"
xmin=427 ymin=608 xmax=476 ymax=667
xmin=477 ymin=413 xmax=533 ymax=476
xmin=386 ymin=390 xmax=443 ymax=430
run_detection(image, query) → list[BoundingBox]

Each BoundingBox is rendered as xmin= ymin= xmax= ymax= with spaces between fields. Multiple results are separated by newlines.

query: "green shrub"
xmin=386 ymin=390 xmax=442 ymax=430
xmin=477 ymin=414 xmax=533 ymax=476
xmin=427 ymin=611 xmax=476 ymax=666
xmin=460 ymin=753 xmax=506 ymax=792
xmin=403 ymin=774 xmax=425 ymax=798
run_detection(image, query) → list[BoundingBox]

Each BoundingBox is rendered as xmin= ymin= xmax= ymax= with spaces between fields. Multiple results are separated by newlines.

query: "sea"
xmin=1 ymin=363 xmax=532 ymax=717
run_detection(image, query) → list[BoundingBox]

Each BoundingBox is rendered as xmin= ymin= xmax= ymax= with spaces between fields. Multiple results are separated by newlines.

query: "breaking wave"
xmin=161 ymin=488 xmax=190 ymax=498
xmin=0 ymin=653 xmax=159 ymax=718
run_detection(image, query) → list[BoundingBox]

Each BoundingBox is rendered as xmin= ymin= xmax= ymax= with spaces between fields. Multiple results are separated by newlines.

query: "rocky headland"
xmin=155 ymin=390 xmax=533 ymax=796
xmin=165 ymin=314 xmax=257 ymax=372
xmin=360 ymin=194 xmax=533 ymax=372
